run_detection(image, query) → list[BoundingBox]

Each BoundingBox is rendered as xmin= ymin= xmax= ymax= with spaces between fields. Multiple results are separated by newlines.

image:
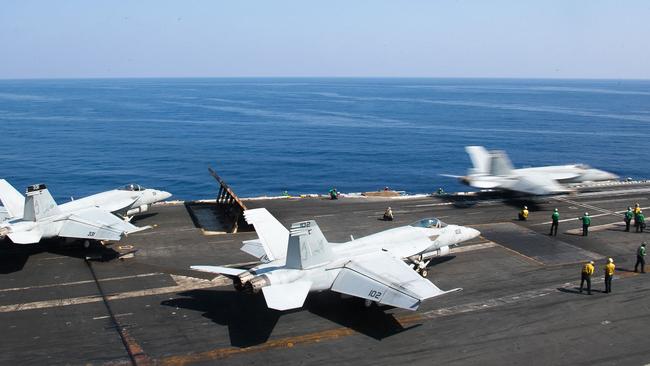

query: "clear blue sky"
xmin=1 ymin=0 xmax=649 ymax=79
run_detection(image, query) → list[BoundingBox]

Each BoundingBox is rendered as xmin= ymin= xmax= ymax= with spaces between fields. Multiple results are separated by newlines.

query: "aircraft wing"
xmin=58 ymin=207 xmax=149 ymax=241
xmin=243 ymin=208 xmax=289 ymax=261
xmin=508 ymin=173 xmax=570 ymax=196
xmin=331 ymin=252 xmax=458 ymax=311
xmin=99 ymin=197 xmax=140 ymax=214
xmin=0 ymin=207 xmax=9 ymax=222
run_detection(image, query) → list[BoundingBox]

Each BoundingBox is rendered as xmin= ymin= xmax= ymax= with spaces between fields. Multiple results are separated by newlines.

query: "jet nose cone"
xmin=465 ymin=227 xmax=481 ymax=240
xmin=159 ymin=191 xmax=172 ymax=200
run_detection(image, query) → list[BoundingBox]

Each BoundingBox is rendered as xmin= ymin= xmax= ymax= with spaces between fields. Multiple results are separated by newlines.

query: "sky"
xmin=1 ymin=1 xmax=649 ymax=79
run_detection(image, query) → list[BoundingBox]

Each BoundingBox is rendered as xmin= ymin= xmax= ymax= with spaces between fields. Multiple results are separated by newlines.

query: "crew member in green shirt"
xmin=636 ymin=210 xmax=645 ymax=233
xmin=579 ymin=212 xmax=591 ymax=236
xmin=624 ymin=207 xmax=634 ymax=232
xmin=635 ymin=243 xmax=646 ymax=273
xmin=549 ymin=208 xmax=560 ymax=236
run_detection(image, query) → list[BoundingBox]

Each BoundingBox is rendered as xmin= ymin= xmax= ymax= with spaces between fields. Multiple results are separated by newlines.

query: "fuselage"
xmin=248 ymin=222 xmax=480 ymax=292
xmin=0 ymin=185 xmax=171 ymax=243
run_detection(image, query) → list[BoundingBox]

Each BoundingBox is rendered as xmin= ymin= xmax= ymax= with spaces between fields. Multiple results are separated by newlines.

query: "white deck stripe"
xmin=0 ymin=275 xmax=227 ymax=313
xmin=0 ymin=273 xmax=161 ymax=293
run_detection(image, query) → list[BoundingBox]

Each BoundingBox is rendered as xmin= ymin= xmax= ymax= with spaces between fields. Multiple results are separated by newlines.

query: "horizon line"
xmin=1 ymin=75 xmax=649 ymax=82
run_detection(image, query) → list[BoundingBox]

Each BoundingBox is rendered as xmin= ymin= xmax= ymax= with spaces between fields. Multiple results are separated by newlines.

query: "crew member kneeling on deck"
xmin=604 ymin=258 xmax=615 ymax=293
xmin=383 ymin=207 xmax=394 ymax=221
xmin=518 ymin=206 xmax=529 ymax=221
xmin=580 ymin=261 xmax=595 ymax=295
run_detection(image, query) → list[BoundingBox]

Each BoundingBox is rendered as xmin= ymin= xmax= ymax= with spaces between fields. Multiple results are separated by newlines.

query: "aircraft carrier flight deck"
xmin=1 ymin=182 xmax=650 ymax=366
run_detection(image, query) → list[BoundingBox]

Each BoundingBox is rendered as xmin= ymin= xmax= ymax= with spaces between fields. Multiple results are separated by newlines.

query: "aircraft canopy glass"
xmin=119 ymin=184 xmax=144 ymax=191
xmin=410 ymin=218 xmax=447 ymax=229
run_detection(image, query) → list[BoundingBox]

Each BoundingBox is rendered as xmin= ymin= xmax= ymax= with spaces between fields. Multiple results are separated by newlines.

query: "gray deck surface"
xmin=1 ymin=184 xmax=650 ymax=365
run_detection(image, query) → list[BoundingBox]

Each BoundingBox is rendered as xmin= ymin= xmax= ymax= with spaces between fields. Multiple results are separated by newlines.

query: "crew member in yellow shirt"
xmin=580 ymin=261 xmax=595 ymax=295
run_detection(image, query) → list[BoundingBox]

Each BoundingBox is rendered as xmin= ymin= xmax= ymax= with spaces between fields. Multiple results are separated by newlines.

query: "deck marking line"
xmin=0 ymin=273 xmax=161 ymax=293
xmin=0 ymin=275 xmax=224 ymax=313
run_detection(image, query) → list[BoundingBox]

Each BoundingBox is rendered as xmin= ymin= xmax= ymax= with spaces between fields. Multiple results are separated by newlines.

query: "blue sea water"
xmin=1 ymin=78 xmax=649 ymax=202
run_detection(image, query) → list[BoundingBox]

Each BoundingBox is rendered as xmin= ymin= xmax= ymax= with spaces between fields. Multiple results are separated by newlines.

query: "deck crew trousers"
xmin=580 ymin=273 xmax=592 ymax=294
xmin=604 ymin=274 xmax=612 ymax=293
xmin=635 ymin=255 xmax=646 ymax=273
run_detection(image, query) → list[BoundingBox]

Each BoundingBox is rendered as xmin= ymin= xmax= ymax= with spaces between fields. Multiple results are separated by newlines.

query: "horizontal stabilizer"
xmin=190 ymin=265 xmax=247 ymax=277
xmin=240 ymin=239 xmax=272 ymax=262
xmin=8 ymin=230 xmax=43 ymax=244
xmin=0 ymin=179 xmax=25 ymax=219
xmin=261 ymin=281 xmax=312 ymax=311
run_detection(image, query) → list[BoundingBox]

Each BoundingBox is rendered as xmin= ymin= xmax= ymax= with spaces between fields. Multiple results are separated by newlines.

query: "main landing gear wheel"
xmin=421 ymin=270 xmax=428 ymax=277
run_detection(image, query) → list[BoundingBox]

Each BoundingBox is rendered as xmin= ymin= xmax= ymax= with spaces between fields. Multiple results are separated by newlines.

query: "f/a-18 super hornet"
xmin=192 ymin=208 xmax=480 ymax=311
xmin=0 ymin=180 xmax=171 ymax=244
xmin=445 ymin=146 xmax=618 ymax=196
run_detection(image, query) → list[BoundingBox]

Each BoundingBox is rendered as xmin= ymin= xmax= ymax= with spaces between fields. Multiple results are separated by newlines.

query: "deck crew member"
xmin=579 ymin=212 xmax=591 ymax=236
xmin=550 ymin=208 xmax=560 ymax=236
xmin=383 ymin=207 xmax=394 ymax=221
xmin=519 ymin=206 xmax=529 ymax=221
xmin=634 ymin=203 xmax=641 ymax=215
xmin=604 ymin=258 xmax=615 ymax=293
xmin=624 ymin=207 xmax=634 ymax=232
xmin=329 ymin=187 xmax=338 ymax=200
xmin=580 ymin=260 xmax=595 ymax=295
xmin=635 ymin=243 xmax=646 ymax=273
xmin=635 ymin=210 xmax=645 ymax=233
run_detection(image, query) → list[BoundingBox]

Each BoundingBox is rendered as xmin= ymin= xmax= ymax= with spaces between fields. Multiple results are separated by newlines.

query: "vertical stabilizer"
xmin=0 ymin=179 xmax=25 ymax=218
xmin=465 ymin=146 xmax=491 ymax=175
xmin=23 ymin=184 xmax=61 ymax=221
xmin=489 ymin=151 xmax=514 ymax=176
xmin=285 ymin=220 xmax=333 ymax=270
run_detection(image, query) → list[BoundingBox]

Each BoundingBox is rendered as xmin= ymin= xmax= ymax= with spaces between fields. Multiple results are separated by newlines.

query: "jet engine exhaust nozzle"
xmin=243 ymin=275 xmax=271 ymax=294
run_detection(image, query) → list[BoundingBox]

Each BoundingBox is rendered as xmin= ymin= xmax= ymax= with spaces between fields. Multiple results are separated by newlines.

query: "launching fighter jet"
xmin=447 ymin=146 xmax=618 ymax=196
xmin=0 ymin=180 xmax=171 ymax=244
xmin=192 ymin=208 xmax=480 ymax=311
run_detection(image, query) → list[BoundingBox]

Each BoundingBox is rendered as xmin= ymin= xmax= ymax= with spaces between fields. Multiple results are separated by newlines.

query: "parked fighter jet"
xmin=192 ymin=208 xmax=480 ymax=311
xmin=446 ymin=146 xmax=618 ymax=196
xmin=0 ymin=180 xmax=171 ymax=244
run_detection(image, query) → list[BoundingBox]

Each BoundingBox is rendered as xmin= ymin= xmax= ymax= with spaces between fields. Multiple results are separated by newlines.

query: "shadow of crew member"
xmin=579 ymin=212 xmax=591 ymax=236
xmin=579 ymin=261 xmax=594 ymax=295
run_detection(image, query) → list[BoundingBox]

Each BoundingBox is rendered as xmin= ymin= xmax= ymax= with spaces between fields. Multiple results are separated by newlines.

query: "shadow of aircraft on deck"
xmin=438 ymin=192 xmax=546 ymax=211
xmin=0 ymin=239 xmax=120 ymax=274
xmin=162 ymin=288 xmax=419 ymax=348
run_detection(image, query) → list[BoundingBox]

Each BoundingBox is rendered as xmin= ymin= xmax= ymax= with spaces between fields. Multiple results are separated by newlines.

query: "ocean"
xmin=0 ymin=78 xmax=649 ymax=202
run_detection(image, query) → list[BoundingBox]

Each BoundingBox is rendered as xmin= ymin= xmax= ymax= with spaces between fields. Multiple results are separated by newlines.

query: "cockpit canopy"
xmin=410 ymin=218 xmax=447 ymax=229
xmin=119 ymin=184 xmax=144 ymax=192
